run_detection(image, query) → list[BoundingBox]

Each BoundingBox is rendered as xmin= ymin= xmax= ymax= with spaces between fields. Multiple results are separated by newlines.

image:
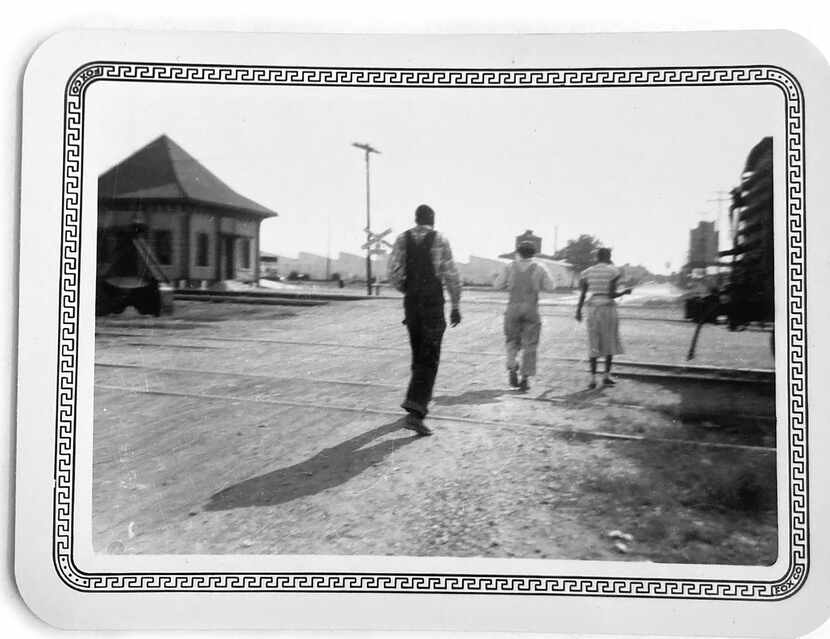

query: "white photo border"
xmin=56 ymin=62 xmax=807 ymax=600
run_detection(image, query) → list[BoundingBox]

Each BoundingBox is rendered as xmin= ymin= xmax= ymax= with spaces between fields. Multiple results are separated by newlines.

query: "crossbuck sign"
xmin=361 ymin=227 xmax=393 ymax=256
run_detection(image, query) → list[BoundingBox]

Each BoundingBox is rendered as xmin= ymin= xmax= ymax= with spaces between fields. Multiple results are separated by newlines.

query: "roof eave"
xmin=98 ymin=195 xmax=278 ymax=219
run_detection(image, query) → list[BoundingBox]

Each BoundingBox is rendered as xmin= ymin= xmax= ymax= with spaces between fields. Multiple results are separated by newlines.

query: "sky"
xmin=85 ymin=81 xmax=781 ymax=274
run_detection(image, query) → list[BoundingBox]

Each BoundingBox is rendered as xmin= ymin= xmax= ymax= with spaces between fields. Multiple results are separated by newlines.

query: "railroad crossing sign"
xmin=361 ymin=227 xmax=394 ymax=255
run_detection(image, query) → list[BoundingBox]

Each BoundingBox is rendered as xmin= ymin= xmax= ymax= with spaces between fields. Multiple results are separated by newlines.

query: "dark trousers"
xmin=402 ymin=296 xmax=446 ymax=417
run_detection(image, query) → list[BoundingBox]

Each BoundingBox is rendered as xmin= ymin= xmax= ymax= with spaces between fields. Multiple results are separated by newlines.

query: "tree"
xmin=552 ymin=234 xmax=603 ymax=273
xmin=618 ymin=263 xmax=653 ymax=286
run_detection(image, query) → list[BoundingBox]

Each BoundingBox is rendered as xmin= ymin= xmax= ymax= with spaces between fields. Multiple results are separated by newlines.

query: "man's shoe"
xmin=401 ymin=399 xmax=425 ymax=416
xmin=518 ymin=377 xmax=530 ymax=392
xmin=602 ymin=376 xmax=616 ymax=386
xmin=403 ymin=413 xmax=433 ymax=436
xmin=508 ymin=367 xmax=519 ymax=388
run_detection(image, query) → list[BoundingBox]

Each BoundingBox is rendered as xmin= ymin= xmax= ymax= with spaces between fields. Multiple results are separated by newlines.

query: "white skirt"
xmin=586 ymin=302 xmax=623 ymax=358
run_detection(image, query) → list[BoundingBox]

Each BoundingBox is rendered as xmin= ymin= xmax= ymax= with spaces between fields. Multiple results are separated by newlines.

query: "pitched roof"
xmin=98 ymin=135 xmax=277 ymax=219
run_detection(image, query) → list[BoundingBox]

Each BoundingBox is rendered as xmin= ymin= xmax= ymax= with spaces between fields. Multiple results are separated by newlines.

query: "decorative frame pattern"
xmin=56 ymin=62 xmax=807 ymax=599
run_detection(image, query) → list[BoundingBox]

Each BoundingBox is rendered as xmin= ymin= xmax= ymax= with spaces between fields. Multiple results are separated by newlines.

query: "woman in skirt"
xmin=575 ymin=248 xmax=631 ymax=388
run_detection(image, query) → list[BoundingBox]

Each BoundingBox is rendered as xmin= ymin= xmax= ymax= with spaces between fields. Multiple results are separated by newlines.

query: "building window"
xmin=196 ymin=232 xmax=210 ymax=267
xmin=240 ymin=238 xmax=251 ymax=269
xmin=97 ymin=229 xmax=110 ymax=263
xmin=153 ymin=229 xmax=173 ymax=265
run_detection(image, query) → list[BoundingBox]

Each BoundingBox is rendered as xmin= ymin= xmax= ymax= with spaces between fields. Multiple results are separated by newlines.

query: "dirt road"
xmin=93 ymin=296 xmax=776 ymax=564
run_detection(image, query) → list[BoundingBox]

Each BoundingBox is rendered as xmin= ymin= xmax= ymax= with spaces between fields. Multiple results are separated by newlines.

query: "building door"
xmin=223 ymin=236 xmax=235 ymax=280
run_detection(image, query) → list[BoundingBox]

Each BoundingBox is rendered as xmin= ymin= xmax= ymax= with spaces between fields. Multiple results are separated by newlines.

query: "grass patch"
xmin=576 ymin=442 xmax=776 ymax=564
xmin=696 ymin=464 xmax=774 ymax=513
xmin=582 ymin=444 xmax=775 ymax=515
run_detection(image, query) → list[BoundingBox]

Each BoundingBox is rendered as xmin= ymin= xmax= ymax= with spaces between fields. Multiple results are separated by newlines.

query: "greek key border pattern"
xmin=55 ymin=62 xmax=807 ymax=599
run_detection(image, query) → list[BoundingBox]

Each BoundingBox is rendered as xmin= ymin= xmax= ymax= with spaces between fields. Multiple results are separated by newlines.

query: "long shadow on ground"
xmin=204 ymin=418 xmax=419 ymax=511
xmin=431 ymin=389 xmax=507 ymax=407
xmin=536 ymin=387 xmax=603 ymax=405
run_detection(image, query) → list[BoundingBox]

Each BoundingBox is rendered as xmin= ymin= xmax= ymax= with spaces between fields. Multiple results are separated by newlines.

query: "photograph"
xmin=88 ymin=76 xmax=779 ymax=565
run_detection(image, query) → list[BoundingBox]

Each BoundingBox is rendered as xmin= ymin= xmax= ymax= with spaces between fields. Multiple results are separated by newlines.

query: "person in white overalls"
xmin=493 ymin=240 xmax=556 ymax=391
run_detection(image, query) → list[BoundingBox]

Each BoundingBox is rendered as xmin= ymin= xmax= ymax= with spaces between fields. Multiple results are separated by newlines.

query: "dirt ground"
xmin=93 ymin=293 xmax=776 ymax=564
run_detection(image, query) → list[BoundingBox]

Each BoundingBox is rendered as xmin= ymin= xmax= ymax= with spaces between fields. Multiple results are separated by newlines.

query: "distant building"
xmin=274 ymin=251 xmax=388 ymax=282
xmin=511 ymin=230 xmax=543 ymax=255
xmin=497 ymin=229 xmax=576 ymax=289
xmin=260 ymin=251 xmax=279 ymax=278
xmin=537 ymin=259 xmax=579 ymax=289
xmin=330 ymin=252 xmax=368 ymax=280
xmin=286 ymin=252 xmax=330 ymax=280
xmin=457 ymin=256 xmax=505 ymax=286
xmin=688 ymin=221 xmax=719 ymax=268
xmin=98 ymin=134 xmax=277 ymax=286
xmin=498 ymin=229 xmax=550 ymax=261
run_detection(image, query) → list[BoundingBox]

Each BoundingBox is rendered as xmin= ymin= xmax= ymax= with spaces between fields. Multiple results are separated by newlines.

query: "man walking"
xmin=388 ymin=204 xmax=462 ymax=436
xmin=494 ymin=240 xmax=556 ymax=391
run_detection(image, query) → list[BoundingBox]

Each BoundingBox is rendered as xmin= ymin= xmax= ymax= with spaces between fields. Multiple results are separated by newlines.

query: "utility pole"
xmin=352 ymin=142 xmax=381 ymax=296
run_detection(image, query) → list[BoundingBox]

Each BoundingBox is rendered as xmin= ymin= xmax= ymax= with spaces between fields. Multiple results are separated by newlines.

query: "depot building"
xmin=97 ymin=134 xmax=278 ymax=286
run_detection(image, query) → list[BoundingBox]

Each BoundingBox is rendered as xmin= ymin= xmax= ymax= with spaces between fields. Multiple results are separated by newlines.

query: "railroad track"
xmin=166 ymin=289 xmax=771 ymax=333
xmin=174 ymin=292 xmax=328 ymax=307
xmin=94 ymin=360 xmax=775 ymax=416
xmin=169 ymin=291 xmax=773 ymax=329
xmin=179 ymin=288 xmax=396 ymax=303
xmin=94 ymin=330 xmax=774 ymax=385
xmin=94 ymin=380 xmax=775 ymax=454
xmin=95 ymin=360 xmax=775 ymax=449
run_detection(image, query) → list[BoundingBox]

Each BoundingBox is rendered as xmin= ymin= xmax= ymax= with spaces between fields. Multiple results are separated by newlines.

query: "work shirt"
xmin=493 ymin=258 xmax=557 ymax=299
xmin=388 ymin=225 xmax=462 ymax=308
xmin=579 ymin=262 xmax=620 ymax=304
